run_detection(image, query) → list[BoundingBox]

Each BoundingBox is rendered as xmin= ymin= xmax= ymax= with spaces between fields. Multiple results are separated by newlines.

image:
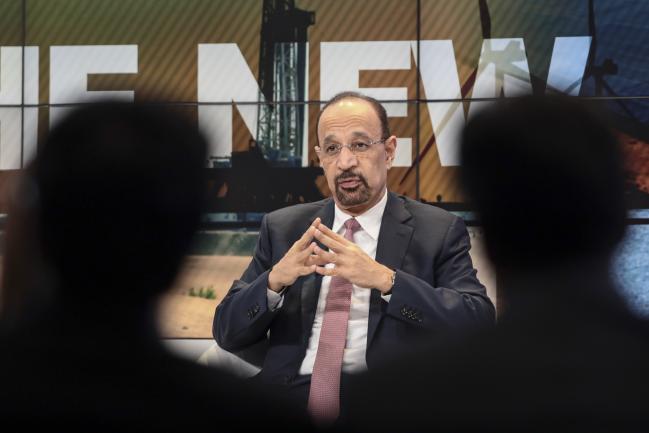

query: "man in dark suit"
xmin=214 ymin=91 xmax=495 ymax=424
xmin=344 ymin=96 xmax=649 ymax=432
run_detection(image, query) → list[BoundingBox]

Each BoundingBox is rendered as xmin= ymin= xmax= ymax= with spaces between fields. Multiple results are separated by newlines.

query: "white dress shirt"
xmin=267 ymin=189 xmax=390 ymax=375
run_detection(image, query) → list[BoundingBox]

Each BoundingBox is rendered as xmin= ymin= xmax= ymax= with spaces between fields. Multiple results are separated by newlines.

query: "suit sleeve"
xmin=213 ymin=214 xmax=280 ymax=352
xmin=384 ymin=216 xmax=495 ymax=330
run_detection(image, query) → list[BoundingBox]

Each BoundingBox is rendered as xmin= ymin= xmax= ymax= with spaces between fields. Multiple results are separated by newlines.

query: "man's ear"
xmin=385 ymin=135 xmax=397 ymax=168
xmin=314 ymin=140 xmax=323 ymax=167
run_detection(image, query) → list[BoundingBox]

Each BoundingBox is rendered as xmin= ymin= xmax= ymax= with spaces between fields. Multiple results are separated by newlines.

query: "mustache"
xmin=335 ymin=171 xmax=369 ymax=188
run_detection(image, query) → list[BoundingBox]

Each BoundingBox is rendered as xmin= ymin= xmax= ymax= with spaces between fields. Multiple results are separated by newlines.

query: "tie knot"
xmin=344 ymin=218 xmax=361 ymax=234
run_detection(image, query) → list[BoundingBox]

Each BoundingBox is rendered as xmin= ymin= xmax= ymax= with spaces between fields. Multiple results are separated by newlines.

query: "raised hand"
xmin=312 ymin=222 xmax=394 ymax=294
xmin=267 ymin=218 xmax=320 ymax=292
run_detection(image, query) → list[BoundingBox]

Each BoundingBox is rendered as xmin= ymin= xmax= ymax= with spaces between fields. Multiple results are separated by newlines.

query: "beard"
xmin=334 ymin=170 xmax=371 ymax=207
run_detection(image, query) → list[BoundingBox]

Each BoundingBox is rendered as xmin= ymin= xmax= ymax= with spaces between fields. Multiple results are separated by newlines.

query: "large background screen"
xmin=1 ymin=0 xmax=647 ymax=337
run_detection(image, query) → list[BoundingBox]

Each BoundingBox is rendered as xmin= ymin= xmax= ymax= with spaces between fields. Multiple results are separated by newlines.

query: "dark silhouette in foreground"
xmin=0 ymin=103 xmax=311 ymax=432
xmin=345 ymin=96 xmax=649 ymax=432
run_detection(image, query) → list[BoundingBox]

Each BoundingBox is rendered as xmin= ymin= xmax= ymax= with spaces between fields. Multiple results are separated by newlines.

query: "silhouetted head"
xmin=460 ymin=96 xmax=626 ymax=273
xmin=30 ymin=102 xmax=207 ymax=308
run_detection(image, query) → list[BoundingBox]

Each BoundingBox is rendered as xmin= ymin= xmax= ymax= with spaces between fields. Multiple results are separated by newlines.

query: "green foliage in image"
xmin=187 ymin=286 xmax=217 ymax=300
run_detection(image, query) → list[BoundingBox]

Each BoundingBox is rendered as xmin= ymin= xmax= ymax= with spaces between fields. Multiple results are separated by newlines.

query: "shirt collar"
xmin=332 ymin=188 xmax=388 ymax=240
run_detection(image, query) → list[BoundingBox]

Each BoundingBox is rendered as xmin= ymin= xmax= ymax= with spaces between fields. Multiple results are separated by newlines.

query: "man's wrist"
xmin=267 ymin=269 xmax=285 ymax=293
xmin=376 ymin=266 xmax=396 ymax=294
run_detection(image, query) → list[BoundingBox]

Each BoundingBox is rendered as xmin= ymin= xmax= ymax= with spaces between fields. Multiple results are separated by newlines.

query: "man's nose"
xmin=336 ymin=145 xmax=358 ymax=170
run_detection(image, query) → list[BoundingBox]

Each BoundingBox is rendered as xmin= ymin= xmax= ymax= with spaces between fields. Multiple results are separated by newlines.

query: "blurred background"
xmin=0 ymin=0 xmax=646 ymax=356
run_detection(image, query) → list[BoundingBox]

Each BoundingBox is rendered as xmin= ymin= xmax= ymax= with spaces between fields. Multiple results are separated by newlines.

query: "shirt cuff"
xmin=267 ymin=287 xmax=285 ymax=311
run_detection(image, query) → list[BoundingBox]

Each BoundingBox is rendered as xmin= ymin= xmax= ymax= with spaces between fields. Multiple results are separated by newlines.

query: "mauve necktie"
xmin=307 ymin=217 xmax=361 ymax=423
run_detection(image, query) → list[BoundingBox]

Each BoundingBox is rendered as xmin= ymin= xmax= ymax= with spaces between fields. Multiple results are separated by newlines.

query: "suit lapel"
xmin=300 ymin=199 xmax=335 ymax=336
xmin=367 ymin=192 xmax=414 ymax=348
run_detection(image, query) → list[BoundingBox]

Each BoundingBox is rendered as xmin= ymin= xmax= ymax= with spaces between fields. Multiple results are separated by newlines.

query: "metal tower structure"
xmin=256 ymin=0 xmax=314 ymax=166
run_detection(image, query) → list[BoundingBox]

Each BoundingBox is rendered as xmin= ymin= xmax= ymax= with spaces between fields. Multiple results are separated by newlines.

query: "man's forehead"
xmin=323 ymin=131 xmax=371 ymax=143
xmin=318 ymin=98 xmax=381 ymax=137
xmin=323 ymin=97 xmax=376 ymax=117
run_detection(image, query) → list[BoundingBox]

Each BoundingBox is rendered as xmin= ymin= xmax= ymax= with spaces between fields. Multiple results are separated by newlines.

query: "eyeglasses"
xmin=315 ymin=138 xmax=386 ymax=160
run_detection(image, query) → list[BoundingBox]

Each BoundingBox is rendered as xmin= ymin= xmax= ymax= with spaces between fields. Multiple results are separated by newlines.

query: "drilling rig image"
xmin=206 ymin=0 xmax=323 ymax=213
xmin=256 ymin=0 xmax=313 ymax=166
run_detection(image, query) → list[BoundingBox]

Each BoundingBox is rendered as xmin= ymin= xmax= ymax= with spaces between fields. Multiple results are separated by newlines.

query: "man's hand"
xmin=312 ymin=222 xmax=394 ymax=294
xmin=267 ymin=218 xmax=320 ymax=292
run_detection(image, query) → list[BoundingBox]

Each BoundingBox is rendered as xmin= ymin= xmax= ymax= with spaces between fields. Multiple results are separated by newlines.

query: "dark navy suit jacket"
xmin=213 ymin=192 xmax=495 ymax=385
